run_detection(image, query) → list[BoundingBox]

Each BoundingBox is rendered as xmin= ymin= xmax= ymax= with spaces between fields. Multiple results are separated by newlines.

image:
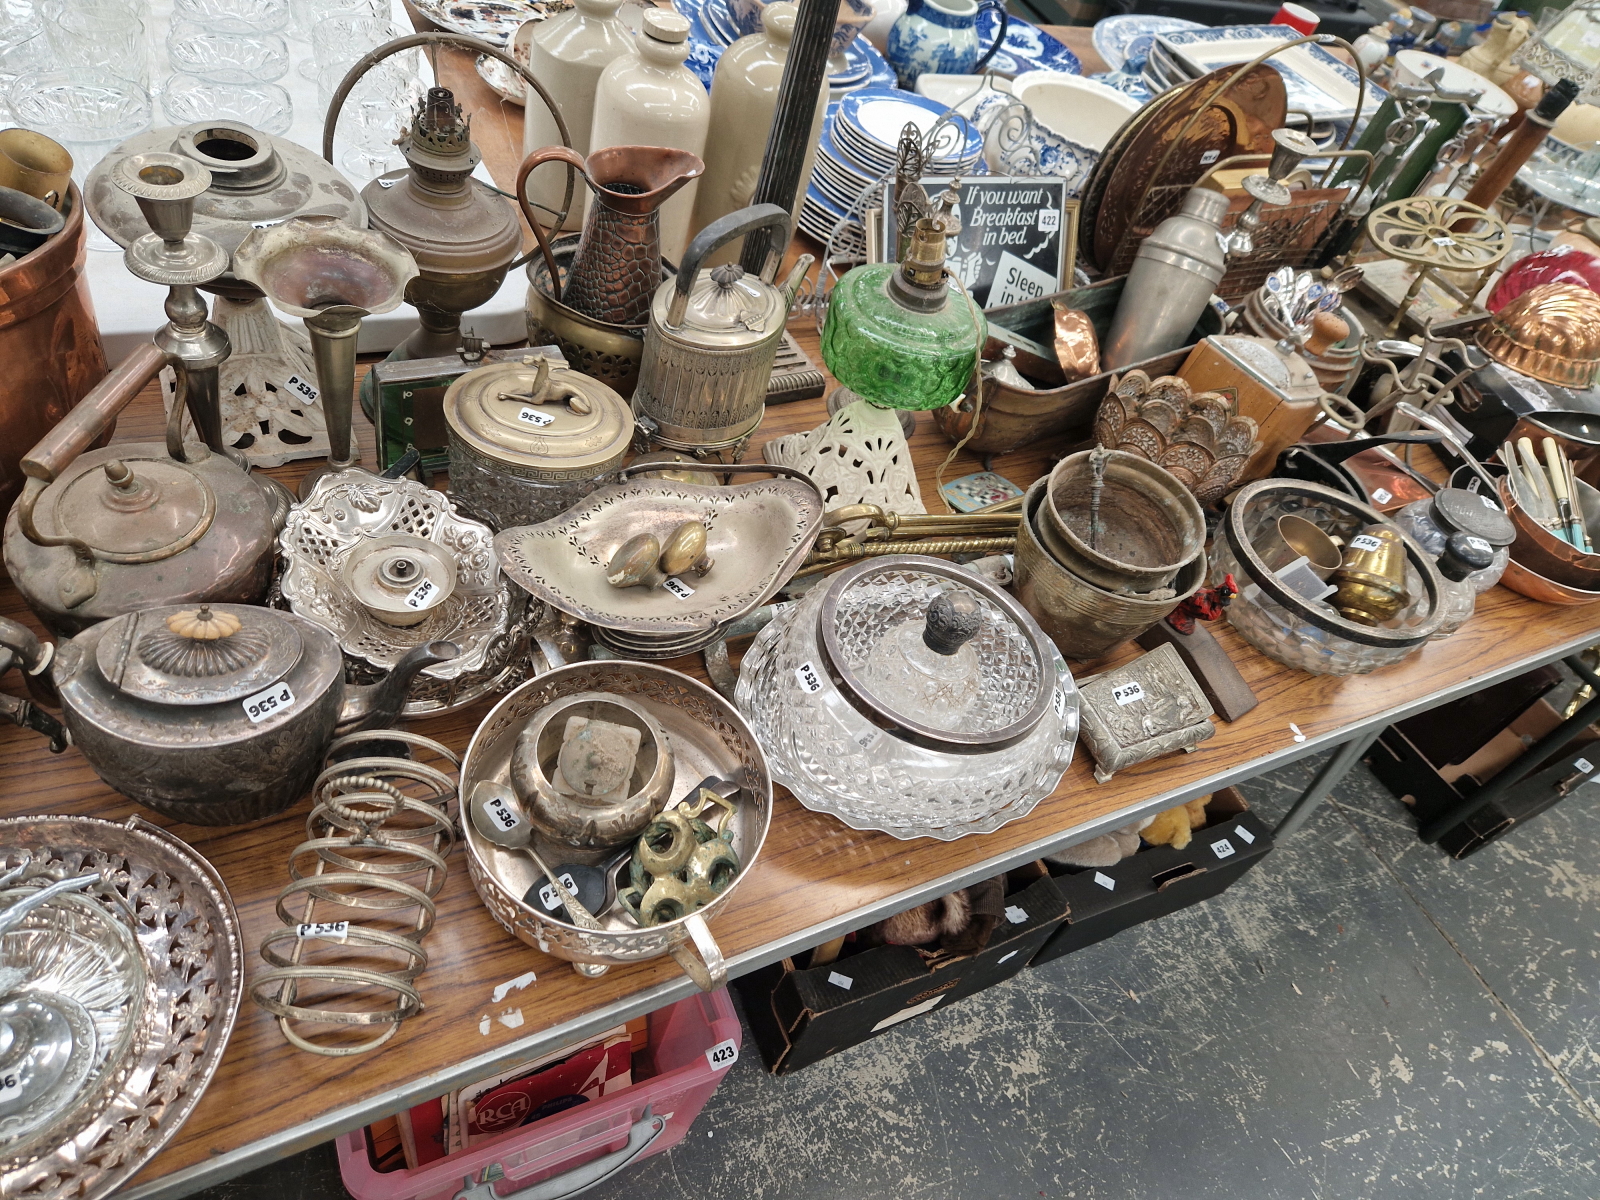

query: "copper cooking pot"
xmin=0 ymin=185 xmax=108 ymax=511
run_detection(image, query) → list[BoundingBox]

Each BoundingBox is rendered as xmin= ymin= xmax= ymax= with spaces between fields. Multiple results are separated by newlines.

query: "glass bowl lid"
xmin=817 ymin=556 xmax=1053 ymax=752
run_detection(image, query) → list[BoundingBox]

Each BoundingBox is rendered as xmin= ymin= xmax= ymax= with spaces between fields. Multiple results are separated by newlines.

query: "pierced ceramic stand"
xmin=764 ymin=396 xmax=925 ymax=515
xmin=210 ymin=297 xmax=329 ymax=467
xmin=233 ymin=217 xmax=420 ymax=500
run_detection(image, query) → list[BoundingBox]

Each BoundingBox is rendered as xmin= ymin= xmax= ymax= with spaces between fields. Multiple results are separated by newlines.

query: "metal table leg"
xmin=1274 ymin=726 xmax=1384 ymax=838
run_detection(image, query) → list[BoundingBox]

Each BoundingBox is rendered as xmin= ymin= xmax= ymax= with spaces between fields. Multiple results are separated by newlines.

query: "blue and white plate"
xmin=979 ymin=12 xmax=1081 ymax=77
xmin=684 ymin=40 xmax=720 ymax=89
xmin=1089 ymin=69 xmax=1154 ymax=105
xmin=860 ymin=39 xmax=897 ymax=90
xmin=1091 ymin=14 xmax=1203 ymax=73
xmin=837 ymin=87 xmax=984 ymax=170
xmin=699 ymin=0 xmax=741 ymax=45
xmin=1157 ymin=25 xmax=1386 ymax=124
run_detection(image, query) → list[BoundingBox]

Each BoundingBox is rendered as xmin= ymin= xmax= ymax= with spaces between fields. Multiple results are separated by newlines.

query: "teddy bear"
xmin=1141 ymin=796 xmax=1211 ymax=849
xmin=1045 ymin=815 xmax=1155 ymax=869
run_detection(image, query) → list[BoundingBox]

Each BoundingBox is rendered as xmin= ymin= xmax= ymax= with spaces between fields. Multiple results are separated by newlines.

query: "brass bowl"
xmin=1041 ymin=449 xmax=1207 ymax=593
xmin=1497 ymin=476 xmax=1600 ymax=589
xmin=1499 ymin=556 xmax=1600 ymax=605
xmin=1015 ymin=480 xmax=1203 ymax=662
xmin=1476 ymin=282 xmax=1600 ymax=389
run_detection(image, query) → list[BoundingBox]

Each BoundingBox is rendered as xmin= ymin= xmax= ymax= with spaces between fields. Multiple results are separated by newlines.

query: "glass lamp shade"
xmin=820 ymin=262 xmax=985 ymax=411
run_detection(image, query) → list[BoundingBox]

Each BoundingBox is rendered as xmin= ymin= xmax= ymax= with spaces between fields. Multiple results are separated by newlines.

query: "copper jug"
xmin=517 ymin=144 xmax=704 ymax=327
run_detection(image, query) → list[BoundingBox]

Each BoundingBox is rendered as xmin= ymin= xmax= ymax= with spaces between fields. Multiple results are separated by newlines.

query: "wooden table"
xmin=4 ymin=24 xmax=1598 ymax=1200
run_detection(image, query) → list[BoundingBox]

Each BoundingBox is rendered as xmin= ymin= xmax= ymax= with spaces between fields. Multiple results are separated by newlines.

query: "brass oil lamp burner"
xmin=363 ymin=87 xmax=524 ymax=363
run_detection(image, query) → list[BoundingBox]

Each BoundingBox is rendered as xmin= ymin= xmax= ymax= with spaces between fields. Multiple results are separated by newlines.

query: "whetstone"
xmin=1136 ymin=620 xmax=1259 ymax=723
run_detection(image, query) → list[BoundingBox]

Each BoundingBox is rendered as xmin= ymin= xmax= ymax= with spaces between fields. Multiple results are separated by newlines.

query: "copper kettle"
xmin=2 ymin=343 xmax=282 ymax=635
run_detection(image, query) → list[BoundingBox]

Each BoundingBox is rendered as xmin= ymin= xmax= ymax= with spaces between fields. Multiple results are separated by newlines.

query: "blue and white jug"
xmin=885 ymin=0 xmax=1005 ymax=88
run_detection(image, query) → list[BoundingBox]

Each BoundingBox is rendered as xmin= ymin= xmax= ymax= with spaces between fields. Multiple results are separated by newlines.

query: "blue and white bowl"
xmin=1089 ymin=69 xmax=1153 ymax=105
xmin=971 ymin=71 xmax=1139 ymax=196
xmin=979 ymin=11 xmax=1080 ymax=76
xmin=1090 ymin=13 xmax=1203 ymax=72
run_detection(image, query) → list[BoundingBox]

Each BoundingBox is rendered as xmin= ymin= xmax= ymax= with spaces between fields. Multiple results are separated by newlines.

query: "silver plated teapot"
xmin=0 ymin=605 xmax=456 ymax=826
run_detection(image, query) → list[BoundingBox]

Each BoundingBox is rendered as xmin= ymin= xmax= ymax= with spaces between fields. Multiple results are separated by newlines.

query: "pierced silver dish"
xmin=279 ymin=468 xmax=544 ymax=716
xmin=0 ymin=815 xmax=243 ymax=1200
xmin=492 ymin=468 xmax=824 ymax=648
xmin=0 ymin=879 xmax=145 ymax=1166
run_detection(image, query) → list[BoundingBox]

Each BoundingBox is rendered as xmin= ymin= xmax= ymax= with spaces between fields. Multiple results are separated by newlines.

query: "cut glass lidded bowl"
xmin=735 ymin=556 xmax=1079 ymax=840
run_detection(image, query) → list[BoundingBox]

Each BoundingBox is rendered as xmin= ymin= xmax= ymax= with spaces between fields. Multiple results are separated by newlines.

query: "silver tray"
xmin=279 ymin=469 xmax=542 ymax=716
xmin=0 ymin=816 xmax=243 ymax=1200
xmin=493 ymin=476 xmax=823 ymax=638
xmin=462 ymin=662 xmax=772 ymax=986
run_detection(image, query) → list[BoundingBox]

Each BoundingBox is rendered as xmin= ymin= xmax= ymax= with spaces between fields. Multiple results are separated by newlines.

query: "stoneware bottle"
xmin=689 ymin=1 xmax=826 ymax=266
xmin=591 ymin=8 xmax=709 ymax=265
xmin=520 ymin=0 xmax=633 ymax=231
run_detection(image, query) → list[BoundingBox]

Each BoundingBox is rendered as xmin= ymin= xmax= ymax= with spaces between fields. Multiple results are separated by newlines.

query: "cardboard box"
xmin=1371 ymin=682 xmax=1600 ymax=858
xmin=1030 ymin=788 xmax=1273 ymax=968
xmin=737 ymin=866 xmax=1070 ymax=1074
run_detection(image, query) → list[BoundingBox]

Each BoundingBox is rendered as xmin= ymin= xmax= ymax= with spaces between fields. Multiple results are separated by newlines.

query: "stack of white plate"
xmin=1144 ymin=25 xmax=1386 ymax=127
xmin=800 ymin=87 xmax=985 ymax=243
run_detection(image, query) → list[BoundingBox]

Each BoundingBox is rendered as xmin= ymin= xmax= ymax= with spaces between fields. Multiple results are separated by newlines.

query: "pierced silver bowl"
xmin=0 ymin=815 xmax=243 ymax=1200
xmin=279 ymin=468 xmax=545 ymax=715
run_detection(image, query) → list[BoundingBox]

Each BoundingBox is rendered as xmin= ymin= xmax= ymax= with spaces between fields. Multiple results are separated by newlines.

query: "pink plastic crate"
xmin=337 ymin=988 xmax=740 ymax=1200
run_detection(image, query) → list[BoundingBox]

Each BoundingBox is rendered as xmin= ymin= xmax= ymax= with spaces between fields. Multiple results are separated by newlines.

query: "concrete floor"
xmin=191 ymin=751 xmax=1600 ymax=1200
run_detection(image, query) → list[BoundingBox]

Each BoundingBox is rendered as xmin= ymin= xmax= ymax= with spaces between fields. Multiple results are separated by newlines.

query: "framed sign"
xmin=881 ymin=176 xmax=1079 ymax=310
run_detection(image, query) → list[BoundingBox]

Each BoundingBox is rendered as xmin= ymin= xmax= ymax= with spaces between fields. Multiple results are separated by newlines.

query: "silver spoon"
xmin=469 ymin=781 xmax=607 ymax=933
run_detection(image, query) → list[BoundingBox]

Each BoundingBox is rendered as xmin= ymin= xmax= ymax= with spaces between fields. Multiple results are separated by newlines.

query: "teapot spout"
xmin=336 ymin=640 xmax=460 ymax=736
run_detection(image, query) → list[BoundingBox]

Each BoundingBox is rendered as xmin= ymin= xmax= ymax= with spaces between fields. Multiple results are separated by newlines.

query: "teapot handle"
xmin=666 ymin=204 xmax=793 ymax=329
xmin=20 ymin=342 xmax=176 ymax=484
xmin=516 ymin=146 xmax=590 ymax=306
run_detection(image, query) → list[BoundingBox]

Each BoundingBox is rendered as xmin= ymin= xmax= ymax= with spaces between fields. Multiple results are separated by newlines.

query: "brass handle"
xmin=21 ymin=343 xmax=173 ymax=482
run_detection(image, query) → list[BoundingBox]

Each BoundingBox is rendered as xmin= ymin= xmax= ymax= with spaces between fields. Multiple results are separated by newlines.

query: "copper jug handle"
xmin=515 ymin=146 xmax=589 ymax=305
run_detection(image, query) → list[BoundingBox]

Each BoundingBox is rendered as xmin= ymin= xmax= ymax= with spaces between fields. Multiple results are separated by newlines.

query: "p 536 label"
xmin=242 ymin=682 xmax=295 ymax=724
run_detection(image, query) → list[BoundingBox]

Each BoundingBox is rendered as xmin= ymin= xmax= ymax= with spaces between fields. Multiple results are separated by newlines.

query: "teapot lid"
xmin=443 ymin=355 xmax=632 ymax=477
xmin=816 ymin=556 xmax=1054 ymax=752
xmin=40 ymin=455 xmax=214 ymax=562
xmin=96 ymin=603 xmax=304 ymax=706
xmin=652 ymin=262 xmax=788 ymax=348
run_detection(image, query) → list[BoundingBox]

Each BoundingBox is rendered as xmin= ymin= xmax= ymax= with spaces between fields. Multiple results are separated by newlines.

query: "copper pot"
xmin=0 ymin=186 xmax=108 ymax=512
xmin=1497 ymin=475 xmax=1600 ymax=589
